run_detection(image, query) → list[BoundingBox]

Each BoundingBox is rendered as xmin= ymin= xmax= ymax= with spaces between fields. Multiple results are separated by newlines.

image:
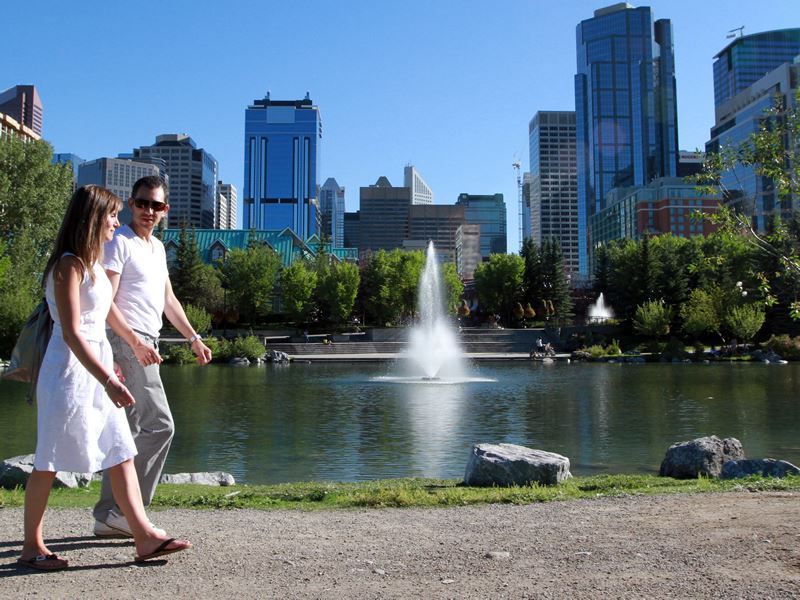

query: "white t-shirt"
xmin=103 ymin=224 xmax=169 ymax=338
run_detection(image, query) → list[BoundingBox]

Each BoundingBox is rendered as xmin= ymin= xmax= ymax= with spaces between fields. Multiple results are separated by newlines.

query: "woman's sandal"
xmin=17 ymin=554 xmax=69 ymax=571
xmin=134 ymin=538 xmax=191 ymax=563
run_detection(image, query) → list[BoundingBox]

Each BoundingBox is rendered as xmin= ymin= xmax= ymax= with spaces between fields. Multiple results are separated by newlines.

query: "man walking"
xmin=93 ymin=176 xmax=212 ymax=537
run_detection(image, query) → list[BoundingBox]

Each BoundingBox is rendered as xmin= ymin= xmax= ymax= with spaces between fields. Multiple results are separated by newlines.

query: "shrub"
xmin=632 ymin=299 xmax=672 ymax=337
xmin=228 ymin=336 xmax=265 ymax=361
xmin=162 ymin=343 xmax=196 ymax=365
xmin=184 ymin=303 xmax=212 ymax=335
xmin=764 ymin=334 xmax=800 ymax=360
xmin=723 ymin=304 xmax=764 ymax=342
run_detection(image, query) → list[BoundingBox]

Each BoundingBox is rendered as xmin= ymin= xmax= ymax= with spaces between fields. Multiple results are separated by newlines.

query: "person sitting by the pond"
xmin=303 ymin=329 xmax=309 ymax=343
xmin=535 ymin=338 xmax=544 ymax=351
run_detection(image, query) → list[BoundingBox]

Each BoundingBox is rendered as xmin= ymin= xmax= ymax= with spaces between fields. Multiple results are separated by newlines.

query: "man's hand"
xmin=191 ymin=338 xmax=212 ymax=365
xmin=132 ymin=337 xmax=162 ymax=367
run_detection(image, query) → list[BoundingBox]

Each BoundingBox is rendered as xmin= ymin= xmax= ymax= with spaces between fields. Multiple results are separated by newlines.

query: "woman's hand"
xmin=105 ymin=378 xmax=136 ymax=408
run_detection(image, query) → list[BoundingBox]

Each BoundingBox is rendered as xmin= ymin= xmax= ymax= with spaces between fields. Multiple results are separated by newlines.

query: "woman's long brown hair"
xmin=43 ymin=185 xmax=121 ymax=284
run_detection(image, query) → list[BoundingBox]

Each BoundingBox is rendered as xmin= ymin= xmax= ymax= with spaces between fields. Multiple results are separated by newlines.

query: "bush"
xmin=228 ymin=336 xmax=265 ymax=361
xmin=764 ymin=334 xmax=800 ymax=360
xmin=632 ymin=299 xmax=672 ymax=337
xmin=184 ymin=303 xmax=212 ymax=335
xmin=162 ymin=343 xmax=196 ymax=365
xmin=724 ymin=304 xmax=764 ymax=342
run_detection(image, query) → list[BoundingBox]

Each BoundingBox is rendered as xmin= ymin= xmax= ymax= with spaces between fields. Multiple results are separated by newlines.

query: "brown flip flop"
xmin=17 ymin=554 xmax=69 ymax=571
xmin=134 ymin=538 xmax=191 ymax=563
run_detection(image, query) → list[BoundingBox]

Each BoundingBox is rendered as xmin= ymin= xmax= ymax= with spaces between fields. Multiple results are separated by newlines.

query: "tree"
xmin=386 ymin=249 xmax=425 ymax=321
xmin=632 ymin=299 xmax=672 ymax=337
xmin=317 ymin=260 xmax=360 ymax=324
xmin=680 ymin=288 xmax=722 ymax=340
xmin=540 ymin=238 xmax=573 ymax=318
xmin=358 ymin=250 xmax=394 ymax=326
xmin=281 ymin=260 xmax=317 ymax=325
xmin=724 ymin=303 xmax=765 ymax=342
xmin=168 ymin=228 xmax=224 ymax=313
xmin=521 ymin=238 xmax=542 ymax=307
xmin=440 ymin=262 xmax=464 ymax=314
xmin=474 ymin=253 xmax=524 ymax=323
xmin=220 ymin=244 xmax=281 ymax=324
xmin=695 ymin=89 xmax=800 ymax=316
xmin=0 ymin=137 xmax=72 ymax=356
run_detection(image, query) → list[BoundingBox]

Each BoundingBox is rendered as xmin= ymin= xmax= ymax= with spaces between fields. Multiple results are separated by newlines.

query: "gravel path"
xmin=1 ymin=491 xmax=799 ymax=599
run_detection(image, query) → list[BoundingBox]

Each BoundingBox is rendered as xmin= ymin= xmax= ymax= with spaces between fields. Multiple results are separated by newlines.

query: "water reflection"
xmin=1 ymin=362 xmax=798 ymax=484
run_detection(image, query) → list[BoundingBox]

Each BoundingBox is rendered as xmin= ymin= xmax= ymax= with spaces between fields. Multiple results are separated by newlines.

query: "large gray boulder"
xmin=159 ymin=471 xmax=235 ymax=486
xmin=464 ymin=443 xmax=572 ymax=487
xmin=720 ymin=459 xmax=800 ymax=480
xmin=0 ymin=454 xmax=92 ymax=489
xmin=659 ymin=436 xmax=744 ymax=479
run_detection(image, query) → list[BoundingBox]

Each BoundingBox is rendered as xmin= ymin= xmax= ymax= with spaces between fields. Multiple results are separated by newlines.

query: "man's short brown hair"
xmin=131 ymin=175 xmax=168 ymax=200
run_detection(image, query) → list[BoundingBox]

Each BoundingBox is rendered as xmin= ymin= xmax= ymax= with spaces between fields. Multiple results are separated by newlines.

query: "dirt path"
xmin=1 ymin=491 xmax=799 ymax=599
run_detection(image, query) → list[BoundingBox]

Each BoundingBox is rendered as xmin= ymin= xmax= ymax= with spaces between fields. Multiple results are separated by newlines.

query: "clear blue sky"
xmin=2 ymin=1 xmax=797 ymax=250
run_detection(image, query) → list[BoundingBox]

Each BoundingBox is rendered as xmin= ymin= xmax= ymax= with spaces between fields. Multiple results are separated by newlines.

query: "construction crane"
xmin=512 ymin=160 xmax=523 ymax=251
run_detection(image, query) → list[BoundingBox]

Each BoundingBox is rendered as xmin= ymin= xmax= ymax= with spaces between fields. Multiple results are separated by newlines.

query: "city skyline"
xmin=2 ymin=0 xmax=797 ymax=252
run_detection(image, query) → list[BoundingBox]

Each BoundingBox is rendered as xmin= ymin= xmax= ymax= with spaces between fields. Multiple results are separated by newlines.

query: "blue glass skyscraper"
xmin=574 ymin=3 xmax=678 ymax=276
xmin=243 ymin=93 xmax=321 ymax=239
xmin=713 ymin=29 xmax=800 ymax=108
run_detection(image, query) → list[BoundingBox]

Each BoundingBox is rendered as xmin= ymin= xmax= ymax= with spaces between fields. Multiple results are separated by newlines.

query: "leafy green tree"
xmin=540 ymin=238 xmax=573 ymax=318
xmin=281 ymin=260 xmax=318 ymax=325
xmin=0 ymin=137 xmax=72 ymax=356
xmin=680 ymin=288 xmax=722 ymax=339
xmin=695 ymin=89 xmax=800 ymax=317
xmin=358 ymin=250 xmax=394 ymax=326
xmin=440 ymin=262 xmax=464 ymax=314
xmin=168 ymin=228 xmax=224 ymax=313
xmin=632 ymin=299 xmax=673 ymax=337
xmin=220 ymin=243 xmax=281 ymax=324
xmin=387 ymin=249 xmax=425 ymax=321
xmin=474 ymin=253 xmax=524 ymax=322
xmin=183 ymin=303 xmax=212 ymax=335
xmin=724 ymin=303 xmax=765 ymax=342
xmin=317 ymin=260 xmax=360 ymax=324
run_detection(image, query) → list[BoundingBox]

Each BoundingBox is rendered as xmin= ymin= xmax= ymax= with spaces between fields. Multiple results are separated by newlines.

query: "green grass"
xmin=1 ymin=474 xmax=797 ymax=511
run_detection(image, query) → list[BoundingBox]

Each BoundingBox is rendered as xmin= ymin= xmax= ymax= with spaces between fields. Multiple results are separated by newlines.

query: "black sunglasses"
xmin=132 ymin=198 xmax=167 ymax=212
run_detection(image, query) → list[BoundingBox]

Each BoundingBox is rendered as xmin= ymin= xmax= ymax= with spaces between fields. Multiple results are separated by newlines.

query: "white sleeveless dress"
xmin=33 ymin=254 xmax=137 ymax=473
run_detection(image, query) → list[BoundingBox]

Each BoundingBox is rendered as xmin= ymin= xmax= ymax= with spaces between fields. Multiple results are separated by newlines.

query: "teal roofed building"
xmin=160 ymin=228 xmax=358 ymax=268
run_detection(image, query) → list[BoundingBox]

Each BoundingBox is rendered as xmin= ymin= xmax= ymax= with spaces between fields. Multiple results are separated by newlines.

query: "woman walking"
xmin=18 ymin=185 xmax=190 ymax=571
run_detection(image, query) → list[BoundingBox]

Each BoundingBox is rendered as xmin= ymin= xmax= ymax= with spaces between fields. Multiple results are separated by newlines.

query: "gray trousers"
xmin=93 ymin=330 xmax=174 ymax=521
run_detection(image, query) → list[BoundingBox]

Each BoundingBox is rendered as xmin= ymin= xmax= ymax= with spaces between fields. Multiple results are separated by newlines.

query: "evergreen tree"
xmin=540 ymin=238 xmax=572 ymax=318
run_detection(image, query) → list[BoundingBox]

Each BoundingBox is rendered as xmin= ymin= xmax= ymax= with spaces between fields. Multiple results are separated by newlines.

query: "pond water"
xmin=1 ymin=361 xmax=798 ymax=484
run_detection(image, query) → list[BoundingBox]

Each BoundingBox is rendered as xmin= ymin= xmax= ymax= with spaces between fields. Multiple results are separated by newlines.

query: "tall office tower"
xmin=455 ymin=193 xmax=507 ymax=259
xmin=344 ymin=211 xmax=361 ymax=251
xmin=521 ymin=172 xmax=532 ymax=242
xmin=0 ymin=85 xmax=43 ymax=137
xmin=359 ymin=176 xmax=411 ymax=254
xmin=528 ymin=111 xmax=579 ymax=274
xmin=319 ymin=177 xmax=345 ymax=246
xmin=404 ymin=165 xmax=434 ymax=204
xmin=713 ymin=29 xmax=800 ymax=108
xmin=455 ymin=224 xmax=481 ymax=279
xmin=242 ymin=93 xmax=321 ymax=239
xmin=217 ymin=182 xmax=238 ymax=229
xmin=707 ymin=53 xmax=800 ymax=230
xmin=52 ymin=153 xmax=85 ymax=188
xmin=133 ymin=134 xmax=218 ymax=228
xmin=77 ymin=158 xmax=162 ymax=224
xmin=407 ymin=204 xmax=465 ymax=263
xmin=575 ymin=3 xmax=678 ymax=275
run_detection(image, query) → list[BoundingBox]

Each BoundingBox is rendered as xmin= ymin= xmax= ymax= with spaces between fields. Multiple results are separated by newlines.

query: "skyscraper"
xmin=242 ymin=93 xmax=321 ymax=239
xmin=319 ymin=177 xmax=345 ymax=246
xmin=359 ymin=176 xmax=410 ymax=254
xmin=0 ymin=85 xmax=43 ymax=137
xmin=404 ymin=165 xmax=434 ymax=205
xmin=707 ymin=51 xmax=800 ymax=230
xmin=133 ymin=134 xmax=218 ymax=228
xmin=713 ymin=29 xmax=800 ymax=108
xmin=77 ymin=158 xmax=162 ymax=225
xmin=217 ymin=182 xmax=238 ymax=230
xmin=455 ymin=193 xmax=507 ymax=258
xmin=575 ymin=2 xmax=678 ymax=275
xmin=528 ymin=111 xmax=579 ymax=274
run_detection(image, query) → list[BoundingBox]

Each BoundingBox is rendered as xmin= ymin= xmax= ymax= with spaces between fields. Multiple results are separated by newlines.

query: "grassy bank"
xmin=1 ymin=474 xmax=798 ymax=511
